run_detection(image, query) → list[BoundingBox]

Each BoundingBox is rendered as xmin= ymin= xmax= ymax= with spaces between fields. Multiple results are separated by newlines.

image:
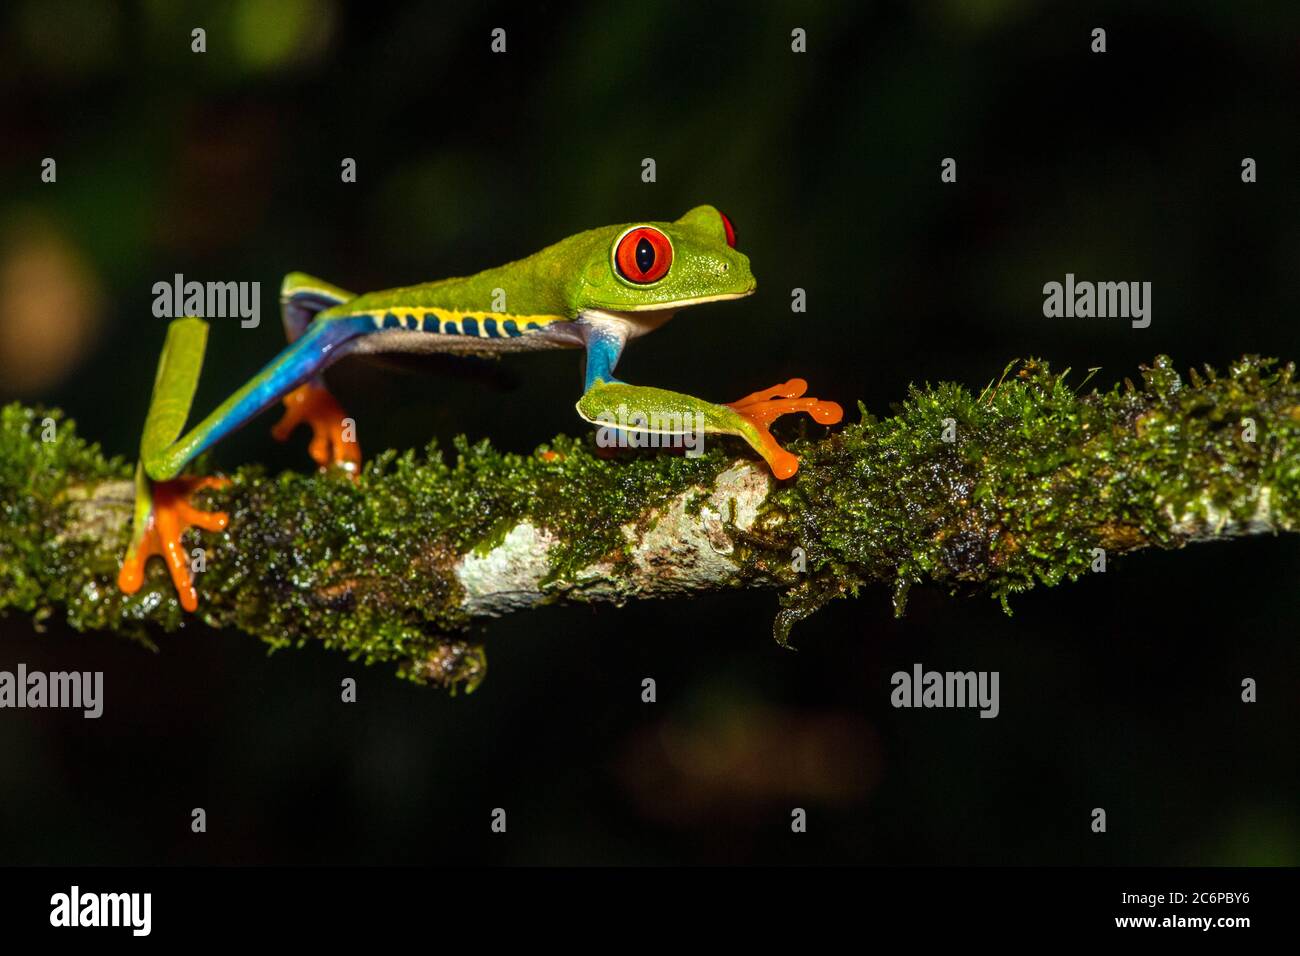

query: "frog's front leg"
xmin=720 ymin=378 xmax=845 ymax=477
xmin=573 ymin=317 xmax=842 ymax=479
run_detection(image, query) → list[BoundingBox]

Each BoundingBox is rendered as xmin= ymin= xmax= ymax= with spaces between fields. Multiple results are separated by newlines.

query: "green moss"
xmin=0 ymin=405 xmax=730 ymax=690
xmin=753 ymin=355 xmax=1300 ymax=643
xmin=197 ymin=435 xmax=729 ymax=685
xmin=419 ymin=434 xmax=731 ymax=584
xmin=0 ymin=404 xmax=133 ymax=634
xmin=4 ymin=354 xmax=1297 ymax=688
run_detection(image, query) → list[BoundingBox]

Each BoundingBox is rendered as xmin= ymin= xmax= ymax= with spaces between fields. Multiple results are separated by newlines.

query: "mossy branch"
xmin=2 ymin=355 xmax=1297 ymax=692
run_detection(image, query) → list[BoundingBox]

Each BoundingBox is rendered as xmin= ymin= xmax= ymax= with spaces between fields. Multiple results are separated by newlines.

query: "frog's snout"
xmin=714 ymin=247 xmax=755 ymax=292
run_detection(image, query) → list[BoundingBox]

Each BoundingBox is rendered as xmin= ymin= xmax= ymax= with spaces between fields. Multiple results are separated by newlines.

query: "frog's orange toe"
xmin=726 ymin=378 xmax=844 ymax=480
xmin=117 ymin=476 xmax=230 ymax=612
xmin=272 ymin=383 xmax=361 ymax=473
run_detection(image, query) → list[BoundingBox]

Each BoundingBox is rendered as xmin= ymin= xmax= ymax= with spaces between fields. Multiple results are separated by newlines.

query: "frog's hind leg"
xmin=118 ymin=464 xmax=230 ymax=612
xmin=280 ymin=272 xmax=355 ymax=340
xmin=119 ymin=315 xmax=373 ymax=611
xmin=271 ymin=273 xmax=363 ymax=472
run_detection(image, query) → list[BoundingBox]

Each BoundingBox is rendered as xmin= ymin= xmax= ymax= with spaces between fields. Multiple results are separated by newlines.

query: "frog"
xmin=116 ymin=205 xmax=843 ymax=611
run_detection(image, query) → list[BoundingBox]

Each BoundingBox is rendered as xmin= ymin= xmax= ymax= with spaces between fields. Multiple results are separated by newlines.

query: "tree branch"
xmin=3 ymin=355 xmax=1296 ymax=692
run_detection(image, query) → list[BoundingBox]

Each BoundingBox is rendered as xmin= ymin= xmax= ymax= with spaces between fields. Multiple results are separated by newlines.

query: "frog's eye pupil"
xmin=614 ymin=226 xmax=672 ymax=284
xmin=635 ymin=237 xmax=655 ymax=273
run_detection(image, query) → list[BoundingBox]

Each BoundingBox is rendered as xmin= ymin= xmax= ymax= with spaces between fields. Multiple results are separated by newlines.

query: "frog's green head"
xmin=566 ymin=205 xmax=756 ymax=313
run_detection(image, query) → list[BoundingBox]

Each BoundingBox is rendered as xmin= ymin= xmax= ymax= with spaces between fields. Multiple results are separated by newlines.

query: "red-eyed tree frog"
xmin=117 ymin=205 xmax=843 ymax=610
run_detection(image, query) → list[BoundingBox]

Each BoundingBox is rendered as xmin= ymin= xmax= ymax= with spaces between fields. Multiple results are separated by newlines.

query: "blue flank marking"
xmin=461 ymin=317 xmax=479 ymax=337
xmin=525 ymin=321 xmax=541 ymax=331
xmin=482 ymin=318 xmax=499 ymax=338
xmin=444 ymin=320 xmax=459 ymax=334
xmin=406 ymin=314 xmax=418 ymax=330
xmin=422 ymin=315 xmax=439 ymax=333
xmin=383 ymin=312 xmax=401 ymax=330
xmin=502 ymin=319 xmax=521 ymax=337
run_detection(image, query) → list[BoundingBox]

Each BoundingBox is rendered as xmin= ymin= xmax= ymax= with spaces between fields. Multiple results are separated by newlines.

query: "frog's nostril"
xmin=720 ymin=263 xmax=729 ymax=272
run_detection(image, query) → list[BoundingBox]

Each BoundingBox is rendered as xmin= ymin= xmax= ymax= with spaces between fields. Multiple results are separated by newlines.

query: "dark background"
xmin=0 ymin=0 xmax=1296 ymax=864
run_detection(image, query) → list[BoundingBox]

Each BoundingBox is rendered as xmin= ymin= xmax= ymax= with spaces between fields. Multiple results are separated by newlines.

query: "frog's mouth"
xmin=622 ymin=283 xmax=757 ymax=311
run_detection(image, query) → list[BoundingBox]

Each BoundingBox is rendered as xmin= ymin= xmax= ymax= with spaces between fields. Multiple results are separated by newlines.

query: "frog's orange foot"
xmin=271 ymin=383 xmax=361 ymax=473
xmin=726 ymin=378 xmax=844 ymax=480
xmin=117 ymin=476 xmax=230 ymax=612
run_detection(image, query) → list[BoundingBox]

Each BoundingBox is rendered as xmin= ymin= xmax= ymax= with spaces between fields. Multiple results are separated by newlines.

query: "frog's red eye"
xmin=614 ymin=226 xmax=672 ymax=284
xmin=719 ymin=210 xmax=736 ymax=248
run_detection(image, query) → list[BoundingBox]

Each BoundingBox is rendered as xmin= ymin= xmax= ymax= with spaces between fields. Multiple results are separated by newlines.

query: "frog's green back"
xmin=330 ymin=206 xmax=754 ymax=321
